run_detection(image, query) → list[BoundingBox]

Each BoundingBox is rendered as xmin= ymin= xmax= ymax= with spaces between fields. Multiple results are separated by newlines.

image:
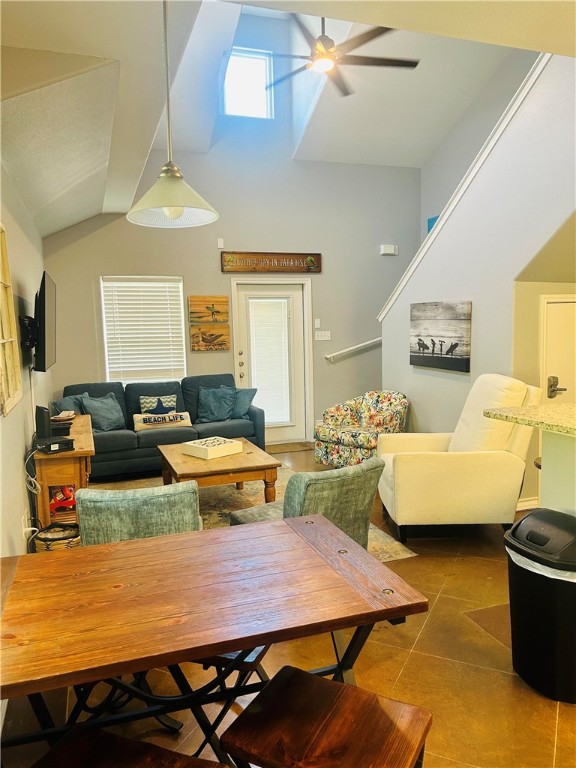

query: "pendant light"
xmin=127 ymin=0 xmax=219 ymax=228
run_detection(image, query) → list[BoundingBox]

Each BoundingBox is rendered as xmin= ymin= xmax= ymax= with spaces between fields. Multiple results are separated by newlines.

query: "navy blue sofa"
xmin=61 ymin=374 xmax=265 ymax=479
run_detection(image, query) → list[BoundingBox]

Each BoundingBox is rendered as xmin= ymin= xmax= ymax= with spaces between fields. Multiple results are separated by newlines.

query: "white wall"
xmin=421 ymin=49 xmax=538 ymax=241
xmin=0 ymin=166 xmax=51 ymax=556
xmin=379 ymin=55 xmax=576 ymax=433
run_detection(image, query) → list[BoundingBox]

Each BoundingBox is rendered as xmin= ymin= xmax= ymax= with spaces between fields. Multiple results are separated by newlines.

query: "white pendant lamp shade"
xmin=127 ymin=1 xmax=218 ymax=228
xmin=127 ymin=162 xmax=219 ymax=228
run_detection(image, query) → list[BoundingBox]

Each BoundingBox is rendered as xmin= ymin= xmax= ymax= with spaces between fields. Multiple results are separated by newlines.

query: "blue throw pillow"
xmin=222 ymin=386 xmax=257 ymax=419
xmin=79 ymin=392 xmax=126 ymax=432
xmin=196 ymin=387 xmax=236 ymax=423
xmin=50 ymin=393 xmax=87 ymax=415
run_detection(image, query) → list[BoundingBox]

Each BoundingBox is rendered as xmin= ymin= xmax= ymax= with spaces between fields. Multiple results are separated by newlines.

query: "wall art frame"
xmin=188 ymin=295 xmax=230 ymax=351
xmin=221 ymin=252 xmax=321 ymax=274
xmin=0 ymin=223 xmax=23 ymax=415
xmin=410 ymin=300 xmax=472 ymax=372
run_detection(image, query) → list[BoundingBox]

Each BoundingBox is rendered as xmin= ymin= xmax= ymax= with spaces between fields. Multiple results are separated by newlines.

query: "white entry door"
xmin=232 ymin=280 xmax=312 ymax=444
xmin=538 ymin=295 xmax=576 ymax=510
xmin=540 ymin=296 xmax=576 ymax=404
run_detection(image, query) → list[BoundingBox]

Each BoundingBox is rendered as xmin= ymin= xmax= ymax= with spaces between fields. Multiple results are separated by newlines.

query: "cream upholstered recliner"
xmin=377 ymin=374 xmax=542 ymax=542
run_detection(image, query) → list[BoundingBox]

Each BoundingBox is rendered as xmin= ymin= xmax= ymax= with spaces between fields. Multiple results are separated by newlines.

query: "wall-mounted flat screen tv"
xmin=34 ymin=271 xmax=56 ymax=372
xmin=20 ymin=271 xmax=57 ymax=372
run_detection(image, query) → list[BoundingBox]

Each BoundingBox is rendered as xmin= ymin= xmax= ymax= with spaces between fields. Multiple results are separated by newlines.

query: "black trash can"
xmin=504 ymin=508 xmax=576 ymax=703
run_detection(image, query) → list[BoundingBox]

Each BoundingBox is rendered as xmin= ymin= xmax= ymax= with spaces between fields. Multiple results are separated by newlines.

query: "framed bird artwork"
xmin=188 ymin=295 xmax=231 ymax=351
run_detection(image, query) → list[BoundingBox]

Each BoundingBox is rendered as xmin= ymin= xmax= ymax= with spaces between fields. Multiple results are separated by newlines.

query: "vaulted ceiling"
xmin=1 ymin=1 xmax=574 ymax=237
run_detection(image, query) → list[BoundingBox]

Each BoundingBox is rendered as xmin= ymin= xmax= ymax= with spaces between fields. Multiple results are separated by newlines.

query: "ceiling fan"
xmin=270 ymin=15 xmax=419 ymax=97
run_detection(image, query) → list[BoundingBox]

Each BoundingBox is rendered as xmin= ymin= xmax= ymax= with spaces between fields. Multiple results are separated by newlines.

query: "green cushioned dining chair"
xmin=76 ymin=480 xmax=268 ymax=748
xmin=75 ymin=481 xmax=203 ymax=733
xmin=76 ymin=481 xmax=202 ymax=545
xmin=230 ymin=457 xmax=385 ymax=550
xmin=230 ymin=457 xmax=385 ymax=686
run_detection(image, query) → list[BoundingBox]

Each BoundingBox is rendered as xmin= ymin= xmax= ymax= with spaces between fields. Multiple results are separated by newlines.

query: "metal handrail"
xmin=324 ymin=337 xmax=381 ymax=363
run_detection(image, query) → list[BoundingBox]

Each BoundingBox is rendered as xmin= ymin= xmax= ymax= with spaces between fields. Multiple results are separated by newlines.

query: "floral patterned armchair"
xmin=314 ymin=390 xmax=409 ymax=467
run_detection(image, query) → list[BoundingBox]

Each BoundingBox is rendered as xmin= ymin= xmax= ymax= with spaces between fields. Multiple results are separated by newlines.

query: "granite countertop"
xmin=484 ymin=402 xmax=576 ymax=436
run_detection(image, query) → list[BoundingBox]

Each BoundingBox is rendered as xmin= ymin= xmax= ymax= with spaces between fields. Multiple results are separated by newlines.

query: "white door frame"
xmin=231 ymin=276 xmax=315 ymax=441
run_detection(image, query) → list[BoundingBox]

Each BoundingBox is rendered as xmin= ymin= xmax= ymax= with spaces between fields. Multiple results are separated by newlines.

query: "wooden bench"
xmin=30 ymin=726 xmax=227 ymax=768
xmin=221 ymin=665 xmax=433 ymax=768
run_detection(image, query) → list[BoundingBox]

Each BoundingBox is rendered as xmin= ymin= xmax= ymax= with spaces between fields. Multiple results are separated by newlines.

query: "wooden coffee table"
xmin=158 ymin=438 xmax=282 ymax=502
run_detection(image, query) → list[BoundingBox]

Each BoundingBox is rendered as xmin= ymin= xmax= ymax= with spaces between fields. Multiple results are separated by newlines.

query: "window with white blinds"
xmin=100 ymin=276 xmax=186 ymax=383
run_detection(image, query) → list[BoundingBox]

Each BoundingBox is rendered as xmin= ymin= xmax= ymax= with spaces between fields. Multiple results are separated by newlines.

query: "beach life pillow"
xmin=79 ymin=392 xmax=126 ymax=432
xmin=139 ymin=395 xmax=177 ymax=414
xmin=221 ymin=385 xmax=257 ymax=420
xmin=196 ymin=386 xmax=236 ymax=423
xmin=133 ymin=412 xmax=193 ymax=431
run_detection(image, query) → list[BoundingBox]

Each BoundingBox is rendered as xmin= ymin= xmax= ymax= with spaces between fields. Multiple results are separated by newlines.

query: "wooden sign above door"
xmin=221 ymin=252 xmax=322 ymax=274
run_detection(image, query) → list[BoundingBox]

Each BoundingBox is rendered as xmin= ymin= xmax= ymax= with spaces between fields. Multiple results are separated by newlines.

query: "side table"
xmin=34 ymin=414 xmax=95 ymax=528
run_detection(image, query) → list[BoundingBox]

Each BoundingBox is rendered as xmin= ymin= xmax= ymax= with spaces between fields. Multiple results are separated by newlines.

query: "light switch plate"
xmin=315 ymin=330 xmax=331 ymax=341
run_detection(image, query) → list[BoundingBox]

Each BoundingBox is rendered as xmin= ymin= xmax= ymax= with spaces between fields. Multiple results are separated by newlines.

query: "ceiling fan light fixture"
xmin=309 ymin=55 xmax=335 ymax=73
xmin=126 ymin=1 xmax=218 ymax=229
xmin=269 ymin=15 xmax=419 ymax=98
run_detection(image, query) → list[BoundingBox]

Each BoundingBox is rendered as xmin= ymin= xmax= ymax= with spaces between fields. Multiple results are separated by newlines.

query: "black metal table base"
xmin=1 ymin=624 xmax=376 ymax=765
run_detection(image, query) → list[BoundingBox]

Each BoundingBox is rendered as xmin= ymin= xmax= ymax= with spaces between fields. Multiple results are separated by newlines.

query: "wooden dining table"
xmin=1 ymin=515 xmax=427 ymax=763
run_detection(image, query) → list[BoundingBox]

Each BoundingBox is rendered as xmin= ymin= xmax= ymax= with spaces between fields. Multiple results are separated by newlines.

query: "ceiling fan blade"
xmin=327 ymin=66 xmax=353 ymax=97
xmin=267 ymin=64 xmax=308 ymax=90
xmin=336 ymin=26 xmax=392 ymax=55
xmin=272 ymin=53 xmax=312 ymax=61
xmin=339 ymin=54 xmax=419 ymax=69
xmin=291 ymin=13 xmax=317 ymax=50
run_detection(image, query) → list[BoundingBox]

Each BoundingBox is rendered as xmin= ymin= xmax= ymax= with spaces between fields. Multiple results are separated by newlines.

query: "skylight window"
xmin=223 ymin=48 xmax=274 ymax=119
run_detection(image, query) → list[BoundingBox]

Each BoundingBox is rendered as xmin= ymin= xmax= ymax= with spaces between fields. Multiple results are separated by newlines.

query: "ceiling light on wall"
xmin=127 ymin=0 xmax=218 ymax=228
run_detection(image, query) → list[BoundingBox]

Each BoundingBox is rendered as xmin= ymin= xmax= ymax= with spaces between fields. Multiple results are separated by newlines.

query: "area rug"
xmin=90 ymin=467 xmax=416 ymax=563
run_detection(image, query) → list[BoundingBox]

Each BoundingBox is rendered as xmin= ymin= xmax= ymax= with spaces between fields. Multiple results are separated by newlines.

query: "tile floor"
xmin=2 ymin=448 xmax=574 ymax=768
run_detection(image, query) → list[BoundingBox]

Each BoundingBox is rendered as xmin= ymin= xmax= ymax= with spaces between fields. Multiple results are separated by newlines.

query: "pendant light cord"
xmin=126 ymin=0 xmax=219 ymax=226
xmin=163 ymin=0 xmax=173 ymax=164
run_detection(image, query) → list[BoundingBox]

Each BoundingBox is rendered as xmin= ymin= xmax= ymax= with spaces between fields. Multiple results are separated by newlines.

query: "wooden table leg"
xmin=161 ymin=459 xmax=173 ymax=486
xmin=263 ymin=469 xmax=277 ymax=503
xmin=236 ymin=482 xmax=244 ymax=490
xmin=264 ymin=481 xmax=275 ymax=503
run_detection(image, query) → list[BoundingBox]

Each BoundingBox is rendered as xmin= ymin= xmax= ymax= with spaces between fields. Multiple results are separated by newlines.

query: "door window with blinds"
xmin=248 ymin=297 xmax=291 ymax=424
xmin=100 ymin=276 xmax=186 ymax=383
